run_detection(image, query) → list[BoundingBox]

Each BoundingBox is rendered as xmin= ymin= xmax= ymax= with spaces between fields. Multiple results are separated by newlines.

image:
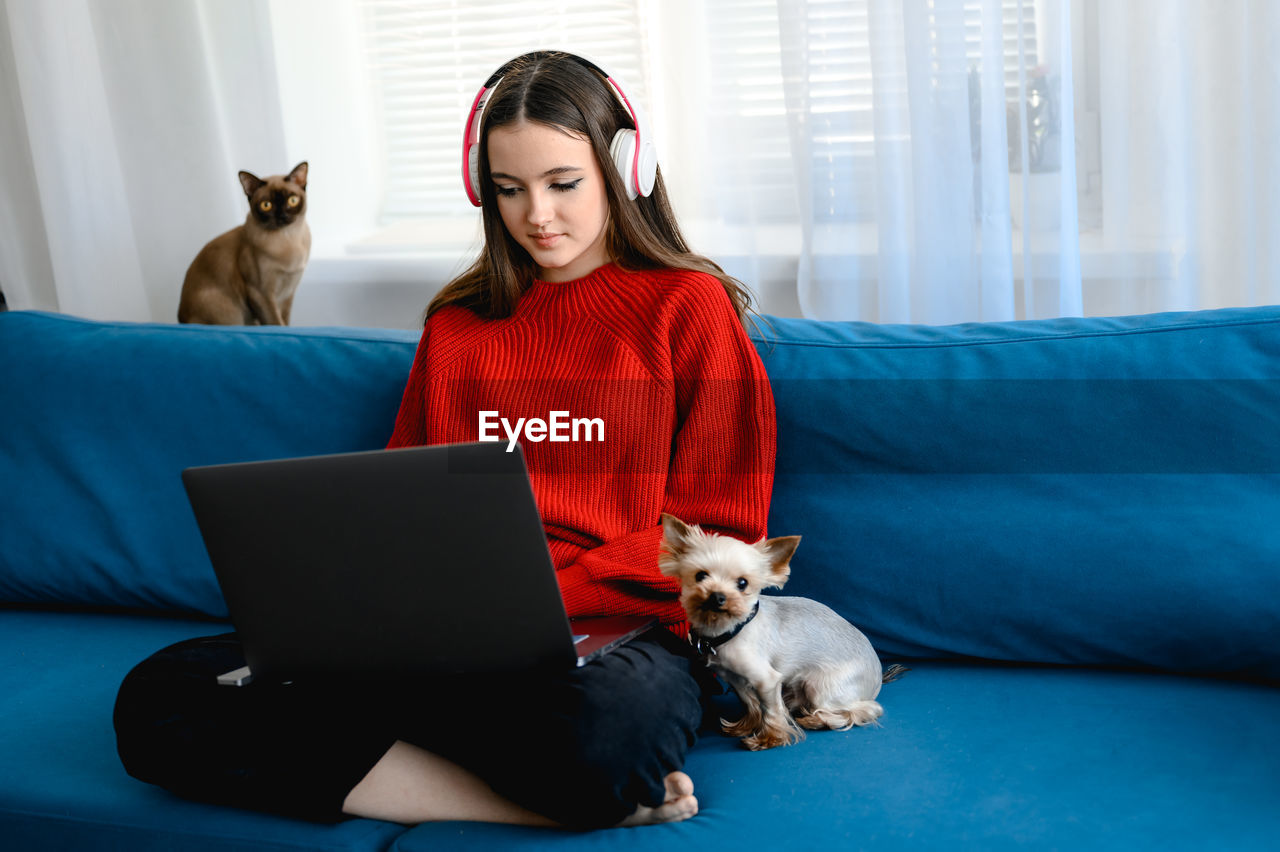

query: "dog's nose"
xmin=702 ymin=592 xmax=727 ymax=611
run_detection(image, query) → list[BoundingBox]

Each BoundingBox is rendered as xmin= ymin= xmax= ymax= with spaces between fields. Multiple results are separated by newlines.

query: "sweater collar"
xmin=517 ymin=262 xmax=622 ymax=316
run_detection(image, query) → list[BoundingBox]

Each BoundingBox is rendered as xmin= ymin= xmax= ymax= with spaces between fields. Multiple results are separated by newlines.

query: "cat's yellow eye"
xmin=260 ymin=200 xmax=272 ymax=212
xmin=287 ymin=195 xmax=300 ymax=208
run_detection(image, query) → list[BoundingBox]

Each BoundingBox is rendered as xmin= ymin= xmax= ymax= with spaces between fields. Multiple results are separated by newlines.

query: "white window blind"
xmin=359 ymin=0 xmax=650 ymax=223
xmin=358 ymin=0 xmax=1035 ymax=229
xmin=703 ymin=0 xmax=797 ymax=225
xmin=704 ymin=0 xmax=1037 ymax=224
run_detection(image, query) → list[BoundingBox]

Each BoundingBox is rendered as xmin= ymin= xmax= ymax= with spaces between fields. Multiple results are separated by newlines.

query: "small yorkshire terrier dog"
xmin=659 ymin=513 xmax=903 ymax=751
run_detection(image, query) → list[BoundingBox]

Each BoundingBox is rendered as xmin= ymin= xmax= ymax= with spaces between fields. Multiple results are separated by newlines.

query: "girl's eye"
xmin=737 ymin=578 xmax=749 ymax=591
xmin=695 ymin=571 xmax=709 ymax=583
xmin=494 ymin=186 xmax=520 ymax=198
xmin=550 ymin=179 xmax=582 ymax=193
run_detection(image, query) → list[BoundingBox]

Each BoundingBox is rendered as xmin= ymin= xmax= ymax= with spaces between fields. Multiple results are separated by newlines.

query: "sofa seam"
xmin=15 ymin=309 xmax=1278 ymax=351
xmin=750 ymin=315 xmax=1280 ymax=350
xmin=6 ymin=312 xmax=418 ymax=347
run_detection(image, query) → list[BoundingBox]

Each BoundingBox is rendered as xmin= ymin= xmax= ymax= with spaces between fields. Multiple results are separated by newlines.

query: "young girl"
xmin=115 ymin=50 xmax=776 ymax=830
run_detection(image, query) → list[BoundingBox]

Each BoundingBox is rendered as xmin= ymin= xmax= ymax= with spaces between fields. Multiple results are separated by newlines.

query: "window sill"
xmin=290 ymin=221 xmax=1180 ymax=329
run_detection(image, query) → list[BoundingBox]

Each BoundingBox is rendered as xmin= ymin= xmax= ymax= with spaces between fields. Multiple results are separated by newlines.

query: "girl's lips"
xmin=533 ymin=233 xmax=563 ymax=248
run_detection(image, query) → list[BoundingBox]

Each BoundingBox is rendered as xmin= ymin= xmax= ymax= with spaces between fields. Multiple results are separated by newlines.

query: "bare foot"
xmin=618 ymin=771 xmax=698 ymax=826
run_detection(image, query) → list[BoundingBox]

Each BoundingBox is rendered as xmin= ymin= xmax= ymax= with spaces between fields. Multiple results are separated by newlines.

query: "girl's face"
xmin=487 ymin=121 xmax=611 ymax=283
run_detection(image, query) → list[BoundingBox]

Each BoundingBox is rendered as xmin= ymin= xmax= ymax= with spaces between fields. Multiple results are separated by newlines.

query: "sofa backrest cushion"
xmin=6 ymin=307 xmax=1280 ymax=681
xmin=1 ymin=312 xmax=418 ymax=617
xmin=752 ymin=307 xmax=1280 ymax=681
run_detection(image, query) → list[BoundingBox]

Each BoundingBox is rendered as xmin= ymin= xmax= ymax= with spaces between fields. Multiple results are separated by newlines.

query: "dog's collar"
xmin=688 ymin=601 xmax=760 ymax=656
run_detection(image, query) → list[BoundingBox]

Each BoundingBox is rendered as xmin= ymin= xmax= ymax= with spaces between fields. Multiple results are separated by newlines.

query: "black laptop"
xmin=181 ymin=442 xmax=654 ymax=686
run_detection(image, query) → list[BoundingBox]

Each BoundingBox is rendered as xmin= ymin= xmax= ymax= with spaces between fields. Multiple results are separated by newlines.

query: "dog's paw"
xmin=794 ymin=713 xmax=829 ymax=730
xmin=720 ymin=701 xmax=764 ymax=738
xmin=741 ymin=731 xmax=785 ymax=750
xmin=799 ymin=701 xmax=884 ymax=731
xmin=842 ymin=700 xmax=884 ymax=729
xmin=741 ymin=723 xmax=804 ymax=750
xmin=721 ymin=716 xmax=758 ymax=738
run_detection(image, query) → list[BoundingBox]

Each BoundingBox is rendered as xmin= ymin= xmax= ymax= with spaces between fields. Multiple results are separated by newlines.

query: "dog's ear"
xmin=658 ymin=513 xmax=697 ymax=575
xmin=756 ymin=535 xmax=801 ymax=589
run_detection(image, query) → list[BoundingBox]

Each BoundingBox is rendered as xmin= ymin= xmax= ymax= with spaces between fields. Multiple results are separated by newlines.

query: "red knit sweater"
xmin=386 ymin=263 xmax=776 ymax=633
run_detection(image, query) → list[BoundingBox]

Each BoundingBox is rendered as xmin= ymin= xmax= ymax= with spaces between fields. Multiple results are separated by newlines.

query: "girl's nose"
xmin=526 ymin=190 xmax=553 ymax=226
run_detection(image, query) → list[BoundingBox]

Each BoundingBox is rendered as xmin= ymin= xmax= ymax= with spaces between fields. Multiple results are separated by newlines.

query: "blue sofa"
xmin=3 ymin=305 xmax=1279 ymax=851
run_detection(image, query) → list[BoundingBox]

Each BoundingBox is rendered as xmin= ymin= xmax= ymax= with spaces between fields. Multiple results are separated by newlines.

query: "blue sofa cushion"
xmin=6 ymin=307 xmax=1280 ymax=679
xmin=0 ymin=312 xmax=418 ymax=617
xmin=7 ymin=609 xmax=1275 ymax=851
xmin=752 ymin=307 xmax=1280 ymax=680
xmin=389 ymin=661 xmax=1280 ymax=851
xmin=0 ymin=609 xmax=407 ymax=852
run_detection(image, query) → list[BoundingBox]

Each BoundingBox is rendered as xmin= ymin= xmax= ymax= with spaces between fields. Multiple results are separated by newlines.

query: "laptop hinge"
xmin=216 ymin=665 xmax=255 ymax=687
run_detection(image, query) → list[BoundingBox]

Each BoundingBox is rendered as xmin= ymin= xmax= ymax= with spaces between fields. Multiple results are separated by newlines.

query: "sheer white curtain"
xmin=4 ymin=1 xmax=1277 ymax=325
xmin=1097 ymin=0 xmax=1280 ymax=313
xmin=699 ymin=0 xmax=1278 ymax=323
xmin=0 ymin=0 xmax=287 ymax=322
xmin=765 ymin=0 xmax=1081 ymax=323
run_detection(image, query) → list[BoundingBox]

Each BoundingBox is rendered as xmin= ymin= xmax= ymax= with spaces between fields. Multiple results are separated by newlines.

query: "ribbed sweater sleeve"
xmin=386 ymin=322 xmax=431 ymax=449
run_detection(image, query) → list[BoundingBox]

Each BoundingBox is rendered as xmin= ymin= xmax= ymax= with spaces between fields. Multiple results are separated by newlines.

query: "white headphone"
xmin=462 ymin=51 xmax=658 ymax=207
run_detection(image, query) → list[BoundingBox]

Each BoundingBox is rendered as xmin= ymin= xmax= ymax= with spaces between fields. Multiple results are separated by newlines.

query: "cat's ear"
xmin=287 ymin=161 xmax=309 ymax=190
xmin=238 ymin=171 xmax=265 ymax=198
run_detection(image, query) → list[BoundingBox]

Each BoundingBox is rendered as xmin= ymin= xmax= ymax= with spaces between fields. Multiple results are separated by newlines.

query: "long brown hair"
xmin=425 ymin=51 xmax=755 ymax=324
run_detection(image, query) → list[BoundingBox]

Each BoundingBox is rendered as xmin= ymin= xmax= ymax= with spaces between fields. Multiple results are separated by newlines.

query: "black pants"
xmin=113 ymin=630 xmax=705 ymax=829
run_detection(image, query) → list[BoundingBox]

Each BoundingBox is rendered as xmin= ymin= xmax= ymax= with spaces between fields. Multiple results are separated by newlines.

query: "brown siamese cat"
xmin=178 ymin=162 xmax=310 ymax=325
